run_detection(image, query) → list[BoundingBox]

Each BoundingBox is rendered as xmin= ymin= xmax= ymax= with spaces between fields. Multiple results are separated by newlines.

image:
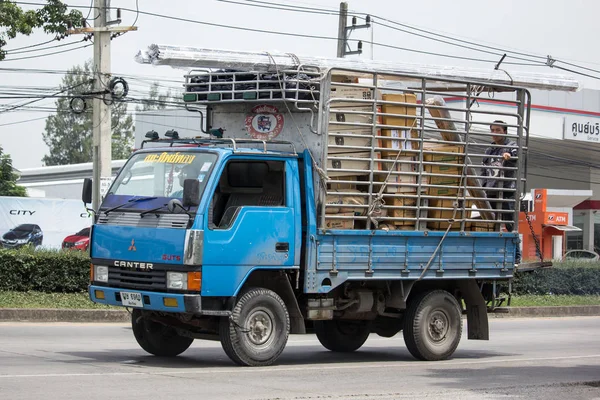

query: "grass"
xmin=0 ymin=291 xmax=117 ymax=309
xmin=1 ymin=291 xmax=599 ymax=309
xmin=510 ymin=294 xmax=600 ymax=307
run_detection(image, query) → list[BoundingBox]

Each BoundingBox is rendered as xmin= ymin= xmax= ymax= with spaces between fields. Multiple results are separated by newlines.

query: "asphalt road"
xmin=1 ymin=317 xmax=599 ymax=400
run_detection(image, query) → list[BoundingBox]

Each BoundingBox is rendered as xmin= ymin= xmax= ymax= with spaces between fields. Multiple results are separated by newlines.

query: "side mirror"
xmin=182 ymin=179 xmax=200 ymax=207
xmin=82 ymin=178 xmax=93 ymax=204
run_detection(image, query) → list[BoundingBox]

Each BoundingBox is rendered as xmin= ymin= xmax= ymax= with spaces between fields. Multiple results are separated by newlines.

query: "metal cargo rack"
xmin=182 ymin=67 xmax=322 ymax=106
xmin=319 ymin=68 xmax=531 ymax=233
xmin=141 ymin=137 xmax=298 ymax=156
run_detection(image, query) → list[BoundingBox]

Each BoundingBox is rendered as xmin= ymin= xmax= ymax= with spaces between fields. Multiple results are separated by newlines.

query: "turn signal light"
xmin=94 ymin=290 xmax=105 ymax=300
xmin=163 ymin=297 xmax=178 ymax=307
xmin=187 ymin=271 xmax=202 ymax=291
xmin=90 ymin=263 xmax=94 ymax=281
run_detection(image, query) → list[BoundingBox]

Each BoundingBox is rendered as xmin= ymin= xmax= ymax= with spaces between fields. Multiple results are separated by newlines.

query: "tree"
xmin=0 ymin=0 xmax=83 ymax=61
xmin=135 ymin=82 xmax=174 ymax=112
xmin=42 ymin=61 xmax=134 ymax=165
xmin=0 ymin=145 xmax=27 ymax=197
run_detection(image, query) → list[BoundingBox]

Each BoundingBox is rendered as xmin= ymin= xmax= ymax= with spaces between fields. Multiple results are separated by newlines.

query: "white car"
xmin=563 ymin=250 xmax=600 ymax=262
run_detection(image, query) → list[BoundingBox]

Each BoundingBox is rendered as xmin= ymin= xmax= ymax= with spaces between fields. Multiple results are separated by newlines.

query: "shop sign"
xmin=544 ymin=212 xmax=568 ymax=225
xmin=564 ymin=116 xmax=600 ymax=142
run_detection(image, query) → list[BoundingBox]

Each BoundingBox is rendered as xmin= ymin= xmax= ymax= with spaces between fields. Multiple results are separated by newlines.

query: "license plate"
xmin=120 ymin=291 xmax=143 ymax=308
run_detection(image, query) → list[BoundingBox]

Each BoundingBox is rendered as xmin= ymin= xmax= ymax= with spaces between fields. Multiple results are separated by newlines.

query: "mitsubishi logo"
xmin=128 ymin=239 xmax=137 ymax=252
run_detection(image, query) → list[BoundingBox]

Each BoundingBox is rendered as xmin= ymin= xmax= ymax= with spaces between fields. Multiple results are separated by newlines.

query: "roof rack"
xmin=141 ymin=137 xmax=297 ymax=156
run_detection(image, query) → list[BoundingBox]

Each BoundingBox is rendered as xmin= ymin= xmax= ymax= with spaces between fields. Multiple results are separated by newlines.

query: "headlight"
xmin=74 ymin=240 xmax=87 ymax=246
xmin=167 ymin=271 xmax=187 ymax=290
xmin=95 ymin=266 xmax=109 ymax=282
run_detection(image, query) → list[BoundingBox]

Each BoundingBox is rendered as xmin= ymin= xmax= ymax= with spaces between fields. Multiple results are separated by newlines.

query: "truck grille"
xmin=108 ymin=266 xmax=166 ymax=291
xmin=97 ymin=212 xmax=189 ymax=229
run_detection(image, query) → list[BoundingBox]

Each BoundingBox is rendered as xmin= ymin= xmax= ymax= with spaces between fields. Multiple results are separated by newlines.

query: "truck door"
xmin=201 ymin=158 xmax=299 ymax=296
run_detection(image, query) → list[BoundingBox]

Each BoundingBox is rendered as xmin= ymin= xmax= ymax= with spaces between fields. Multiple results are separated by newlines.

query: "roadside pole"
xmin=93 ymin=0 xmax=111 ymax=211
xmin=68 ymin=1 xmax=136 ymax=209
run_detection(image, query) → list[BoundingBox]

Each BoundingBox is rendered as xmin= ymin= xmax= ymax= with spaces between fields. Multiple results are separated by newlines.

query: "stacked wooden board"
xmin=323 ymin=79 xmax=496 ymax=232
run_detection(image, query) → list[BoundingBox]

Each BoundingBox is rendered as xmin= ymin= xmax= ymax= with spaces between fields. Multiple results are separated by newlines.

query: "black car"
xmin=0 ymin=224 xmax=43 ymax=249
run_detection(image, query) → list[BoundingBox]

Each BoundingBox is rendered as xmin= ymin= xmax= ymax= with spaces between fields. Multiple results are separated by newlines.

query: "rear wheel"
xmin=131 ymin=309 xmax=193 ymax=357
xmin=403 ymin=290 xmax=462 ymax=361
xmin=314 ymin=320 xmax=371 ymax=352
xmin=220 ymin=287 xmax=290 ymax=366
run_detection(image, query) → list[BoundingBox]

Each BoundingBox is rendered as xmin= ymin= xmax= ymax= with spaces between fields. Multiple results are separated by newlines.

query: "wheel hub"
xmin=247 ymin=310 xmax=273 ymax=345
xmin=428 ymin=311 xmax=449 ymax=342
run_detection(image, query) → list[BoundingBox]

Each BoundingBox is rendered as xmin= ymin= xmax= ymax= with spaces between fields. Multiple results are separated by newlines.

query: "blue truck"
xmin=86 ymin=66 xmax=529 ymax=366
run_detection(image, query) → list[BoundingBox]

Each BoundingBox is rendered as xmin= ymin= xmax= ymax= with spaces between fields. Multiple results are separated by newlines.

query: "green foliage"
xmin=510 ymin=294 xmax=600 ymax=307
xmin=41 ymin=61 xmax=135 ymax=165
xmin=135 ymin=82 xmax=174 ymax=112
xmin=0 ymin=145 xmax=27 ymax=196
xmin=0 ymin=246 xmax=90 ymax=292
xmin=513 ymin=265 xmax=600 ymax=295
xmin=0 ymin=290 xmax=116 ymax=308
xmin=0 ymin=0 xmax=83 ymax=60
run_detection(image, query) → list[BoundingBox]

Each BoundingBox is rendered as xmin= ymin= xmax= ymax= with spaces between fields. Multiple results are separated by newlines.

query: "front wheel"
xmin=131 ymin=309 xmax=194 ymax=357
xmin=403 ymin=290 xmax=462 ymax=361
xmin=219 ymin=287 xmax=290 ymax=366
xmin=314 ymin=320 xmax=371 ymax=352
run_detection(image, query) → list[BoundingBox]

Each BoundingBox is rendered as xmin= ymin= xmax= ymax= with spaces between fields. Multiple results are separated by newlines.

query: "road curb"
xmin=1 ymin=306 xmax=599 ymax=322
xmin=0 ymin=308 xmax=130 ymax=322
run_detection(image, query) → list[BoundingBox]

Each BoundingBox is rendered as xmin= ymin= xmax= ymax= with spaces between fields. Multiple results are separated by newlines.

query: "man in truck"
xmin=482 ymin=120 xmax=521 ymax=263
xmin=171 ymin=164 xmax=201 ymax=198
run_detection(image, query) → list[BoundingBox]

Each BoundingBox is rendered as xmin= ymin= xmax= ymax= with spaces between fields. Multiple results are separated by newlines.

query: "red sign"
xmin=244 ymin=105 xmax=285 ymax=140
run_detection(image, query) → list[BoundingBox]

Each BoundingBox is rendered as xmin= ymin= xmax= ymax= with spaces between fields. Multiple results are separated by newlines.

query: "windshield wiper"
xmin=139 ymin=204 xmax=168 ymax=218
xmin=103 ymin=196 xmax=158 ymax=215
xmin=139 ymin=199 xmax=193 ymax=218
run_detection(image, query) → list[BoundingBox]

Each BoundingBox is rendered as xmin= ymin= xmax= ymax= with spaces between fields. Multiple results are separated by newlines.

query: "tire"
xmin=314 ymin=320 xmax=371 ymax=352
xmin=403 ymin=290 xmax=462 ymax=361
xmin=219 ymin=287 xmax=290 ymax=367
xmin=131 ymin=309 xmax=193 ymax=357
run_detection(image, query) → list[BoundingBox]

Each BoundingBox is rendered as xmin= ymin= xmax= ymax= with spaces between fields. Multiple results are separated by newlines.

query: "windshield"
xmin=14 ymin=224 xmax=36 ymax=232
xmin=76 ymin=227 xmax=90 ymax=236
xmin=109 ymin=150 xmax=217 ymax=199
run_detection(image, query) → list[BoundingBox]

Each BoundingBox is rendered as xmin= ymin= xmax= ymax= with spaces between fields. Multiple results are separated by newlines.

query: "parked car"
xmin=62 ymin=227 xmax=91 ymax=251
xmin=563 ymin=249 xmax=600 ymax=261
xmin=0 ymin=224 xmax=43 ymax=249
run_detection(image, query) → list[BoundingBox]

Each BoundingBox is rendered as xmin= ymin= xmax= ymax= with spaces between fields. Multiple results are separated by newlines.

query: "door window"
xmin=209 ymin=160 xmax=286 ymax=229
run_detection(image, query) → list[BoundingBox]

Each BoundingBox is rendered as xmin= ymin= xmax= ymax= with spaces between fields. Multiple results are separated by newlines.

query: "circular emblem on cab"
xmin=244 ymin=104 xmax=285 ymax=140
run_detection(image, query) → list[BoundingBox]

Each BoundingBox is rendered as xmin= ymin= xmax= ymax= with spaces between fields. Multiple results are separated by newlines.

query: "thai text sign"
xmin=564 ymin=116 xmax=600 ymax=142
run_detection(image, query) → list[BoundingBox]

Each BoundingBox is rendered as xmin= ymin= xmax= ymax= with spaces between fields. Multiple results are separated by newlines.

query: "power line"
xmin=225 ymin=0 xmax=600 ymax=76
xmin=4 ymin=38 xmax=57 ymax=52
xmin=5 ymin=39 xmax=86 ymax=55
xmin=1 ymin=43 xmax=92 ymax=62
xmin=0 ymin=80 xmax=92 ymax=114
xmin=0 ymin=116 xmax=49 ymax=127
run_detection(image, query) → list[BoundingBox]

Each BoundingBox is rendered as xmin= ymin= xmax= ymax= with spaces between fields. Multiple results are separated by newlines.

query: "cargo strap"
xmin=418 ymin=164 xmax=468 ymax=280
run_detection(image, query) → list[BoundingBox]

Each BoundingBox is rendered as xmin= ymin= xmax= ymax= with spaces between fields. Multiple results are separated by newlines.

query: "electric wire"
xmin=5 ymin=39 xmax=86 ymax=55
xmin=0 ymin=43 xmax=92 ymax=62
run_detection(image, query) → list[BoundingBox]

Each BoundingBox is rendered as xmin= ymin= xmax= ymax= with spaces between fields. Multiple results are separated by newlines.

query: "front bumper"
xmin=89 ymin=285 xmax=201 ymax=314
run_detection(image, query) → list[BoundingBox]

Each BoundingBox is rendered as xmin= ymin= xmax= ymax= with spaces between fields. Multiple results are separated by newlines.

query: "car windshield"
xmin=108 ymin=150 xmax=217 ymax=198
xmin=14 ymin=224 xmax=35 ymax=232
xmin=76 ymin=228 xmax=90 ymax=236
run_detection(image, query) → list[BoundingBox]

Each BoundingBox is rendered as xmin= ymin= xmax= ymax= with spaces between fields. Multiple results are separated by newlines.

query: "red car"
xmin=62 ymin=227 xmax=91 ymax=251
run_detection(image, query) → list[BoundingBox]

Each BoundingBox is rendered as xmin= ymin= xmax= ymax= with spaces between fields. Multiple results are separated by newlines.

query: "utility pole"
xmin=336 ymin=2 xmax=348 ymax=58
xmin=68 ymin=2 xmax=137 ymax=210
xmin=92 ymin=0 xmax=111 ymax=211
xmin=336 ymin=2 xmax=371 ymax=58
